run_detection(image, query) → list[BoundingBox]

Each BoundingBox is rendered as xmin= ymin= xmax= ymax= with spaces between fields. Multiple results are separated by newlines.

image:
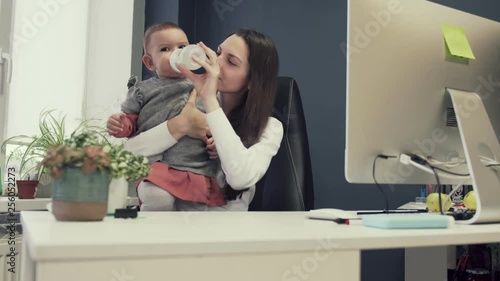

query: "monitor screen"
xmin=345 ymin=0 xmax=500 ymax=186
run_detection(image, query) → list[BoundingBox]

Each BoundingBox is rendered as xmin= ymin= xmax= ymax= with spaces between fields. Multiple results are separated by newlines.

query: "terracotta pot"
xmin=16 ymin=180 xmax=38 ymax=199
xmin=51 ymin=168 xmax=111 ymax=221
xmin=51 ymin=201 xmax=108 ymax=221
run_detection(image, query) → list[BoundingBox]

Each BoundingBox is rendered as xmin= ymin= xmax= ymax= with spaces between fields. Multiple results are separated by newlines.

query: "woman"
xmin=110 ymin=28 xmax=283 ymax=211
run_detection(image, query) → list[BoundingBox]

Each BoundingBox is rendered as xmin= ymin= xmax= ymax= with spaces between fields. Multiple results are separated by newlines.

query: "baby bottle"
xmin=170 ymin=44 xmax=206 ymax=73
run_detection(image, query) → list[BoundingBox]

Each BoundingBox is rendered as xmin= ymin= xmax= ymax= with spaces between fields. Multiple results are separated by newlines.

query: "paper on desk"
xmin=441 ymin=23 xmax=475 ymax=59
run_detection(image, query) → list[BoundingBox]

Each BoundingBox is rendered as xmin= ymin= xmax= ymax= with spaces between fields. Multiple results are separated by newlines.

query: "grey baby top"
xmin=121 ymin=77 xmax=219 ymax=178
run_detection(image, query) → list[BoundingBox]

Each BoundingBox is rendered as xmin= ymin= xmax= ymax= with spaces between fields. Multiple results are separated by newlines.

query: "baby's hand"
xmin=107 ymin=113 xmax=125 ymax=136
xmin=206 ymin=135 xmax=218 ymax=160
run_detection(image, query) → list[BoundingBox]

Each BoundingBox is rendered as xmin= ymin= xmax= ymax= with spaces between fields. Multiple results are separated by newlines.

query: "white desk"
xmin=19 ymin=211 xmax=500 ymax=281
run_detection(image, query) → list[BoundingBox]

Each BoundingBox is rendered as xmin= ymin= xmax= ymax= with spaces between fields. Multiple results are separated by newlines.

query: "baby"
xmin=107 ymin=22 xmax=225 ymax=210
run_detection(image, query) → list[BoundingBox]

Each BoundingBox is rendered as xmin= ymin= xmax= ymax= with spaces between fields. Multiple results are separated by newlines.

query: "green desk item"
xmin=441 ymin=23 xmax=475 ymax=59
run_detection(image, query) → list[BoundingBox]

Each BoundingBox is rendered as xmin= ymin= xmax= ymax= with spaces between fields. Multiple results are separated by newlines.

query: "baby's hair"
xmin=143 ymin=22 xmax=183 ymax=54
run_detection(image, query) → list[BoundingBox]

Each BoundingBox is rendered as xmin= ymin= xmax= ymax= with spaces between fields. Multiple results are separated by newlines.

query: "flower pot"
xmin=51 ymin=168 xmax=111 ymax=221
xmin=16 ymin=180 xmax=38 ymax=199
xmin=107 ymin=177 xmax=128 ymax=214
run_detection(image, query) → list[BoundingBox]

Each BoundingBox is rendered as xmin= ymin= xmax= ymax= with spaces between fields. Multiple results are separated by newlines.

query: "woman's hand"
xmin=169 ymin=89 xmax=210 ymax=142
xmin=178 ymin=42 xmax=221 ymax=113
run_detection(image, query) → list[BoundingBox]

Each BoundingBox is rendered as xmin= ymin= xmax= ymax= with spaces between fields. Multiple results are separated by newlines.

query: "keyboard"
xmin=356 ymin=209 xmax=425 ymax=215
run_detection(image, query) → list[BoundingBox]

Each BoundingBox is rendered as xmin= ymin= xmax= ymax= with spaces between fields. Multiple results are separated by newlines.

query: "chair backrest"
xmin=249 ymin=77 xmax=314 ymax=211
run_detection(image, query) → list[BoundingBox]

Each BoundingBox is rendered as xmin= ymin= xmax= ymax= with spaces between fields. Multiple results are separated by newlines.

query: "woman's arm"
xmin=124 ymin=90 xmax=209 ymax=156
xmin=177 ymin=42 xmax=220 ymax=113
xmin=207 ymin=108 xmax=284 ymax=189
xmin=177 ymin=43 xmax=283 ymax=188
xmin=123 ymin=120 xmax=177 ymax=156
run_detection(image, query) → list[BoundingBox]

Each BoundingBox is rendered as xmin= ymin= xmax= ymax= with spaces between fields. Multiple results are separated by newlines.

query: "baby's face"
xmin=146 ymin=29 xmax=188 ymax=78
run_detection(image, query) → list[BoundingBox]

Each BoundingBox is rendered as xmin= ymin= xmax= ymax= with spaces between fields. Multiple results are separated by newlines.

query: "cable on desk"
xmin=429 ymin=166 xmax=445 ymax=215
xmin=372 ymin=154 xmax=397 ymax=214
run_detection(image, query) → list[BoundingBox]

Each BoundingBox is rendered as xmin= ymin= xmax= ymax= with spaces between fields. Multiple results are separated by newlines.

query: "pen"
xmin=345 ymin=219 xmax=363 ymax=225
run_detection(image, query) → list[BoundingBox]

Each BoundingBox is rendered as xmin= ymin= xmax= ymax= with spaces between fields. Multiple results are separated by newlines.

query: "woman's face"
xmin=216 ymin=35 xmax=250 ymax=94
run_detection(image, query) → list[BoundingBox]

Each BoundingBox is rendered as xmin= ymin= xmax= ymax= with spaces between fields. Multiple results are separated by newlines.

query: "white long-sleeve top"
xmin=124 ymin=108 xmax=284 ymax=211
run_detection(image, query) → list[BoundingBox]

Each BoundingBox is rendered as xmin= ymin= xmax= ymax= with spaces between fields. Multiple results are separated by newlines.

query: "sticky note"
xmin=441 ymin=24 xmax=475 ymax=59
xmin=444 ymin=41 xmax=469 ymax=64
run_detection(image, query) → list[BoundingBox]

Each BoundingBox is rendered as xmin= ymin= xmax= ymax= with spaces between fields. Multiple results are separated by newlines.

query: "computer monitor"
xmin=345 ymin=0 xmax=500 ymax=224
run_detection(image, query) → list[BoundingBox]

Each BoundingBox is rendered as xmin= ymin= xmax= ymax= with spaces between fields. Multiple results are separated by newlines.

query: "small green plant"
xmin=64 ymin=131 xmax=150 ymax=181
xmin=3 ymin=109 xmax=151 ymax=184
xmin=5 ymin=148 xmax=39 ymax=180
xmin=1 ymin=110 xmax=106 ymax=180
xmin=41 ymin=142 xmax=111 ymax=179
xmin=108 ymin=144 xmax=150 ymax=181
xmin=41 ymin=131 xmax=150 ymax=181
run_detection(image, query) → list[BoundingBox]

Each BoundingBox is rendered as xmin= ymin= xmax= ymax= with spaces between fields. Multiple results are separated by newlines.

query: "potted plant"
xmin=1 ymin=110 xmax=104 ymax=198
xmin=2 ymin=110 xmax=65 ymax=198
xmin=106 ymin=144 xmax=150 ymax=214
xmin=41 ymin=131 xmax=150 ymax=221
xmin=41 ymin=130 xmax=113 ymax=221
xmin=4 ymin=149 xmax=39 ymax=199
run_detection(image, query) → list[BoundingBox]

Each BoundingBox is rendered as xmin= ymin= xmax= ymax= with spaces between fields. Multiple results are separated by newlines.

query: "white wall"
xmin=83 ymin=0 xmax=142 ymax=124
xmin=7 ymin=0 xmax=89 ymax=138
xmin=0 ymin=0 xmax=15 ymax=171
xmin=4 ymin=0 xmax=143 ymax=139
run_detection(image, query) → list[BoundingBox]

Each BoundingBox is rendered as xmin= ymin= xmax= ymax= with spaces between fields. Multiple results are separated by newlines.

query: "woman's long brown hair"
xmin=224 ymin=28 xmax=280 ymax=201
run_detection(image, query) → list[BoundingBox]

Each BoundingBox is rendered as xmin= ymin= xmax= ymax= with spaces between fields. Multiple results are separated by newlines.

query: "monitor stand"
xmin=447 ymin=88 xmax=500 ymax=224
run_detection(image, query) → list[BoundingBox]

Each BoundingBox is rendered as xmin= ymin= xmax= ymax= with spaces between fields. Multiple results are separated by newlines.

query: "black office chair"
xmin=249 ymin=77 xmax=314 ymax=211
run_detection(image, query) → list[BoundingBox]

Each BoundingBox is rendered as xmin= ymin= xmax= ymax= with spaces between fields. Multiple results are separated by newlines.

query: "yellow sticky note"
xmin=444 ymin=40 xmax=469 ymax=64
xmin=441 ymin=24 xmax=475 ymax=59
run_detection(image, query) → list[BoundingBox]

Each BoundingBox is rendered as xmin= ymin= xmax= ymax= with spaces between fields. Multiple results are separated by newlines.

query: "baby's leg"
xmin=137 ymin=181 xmax=176 ymax=211
xmin=175 ymin=199 xmax=208 ymax=211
